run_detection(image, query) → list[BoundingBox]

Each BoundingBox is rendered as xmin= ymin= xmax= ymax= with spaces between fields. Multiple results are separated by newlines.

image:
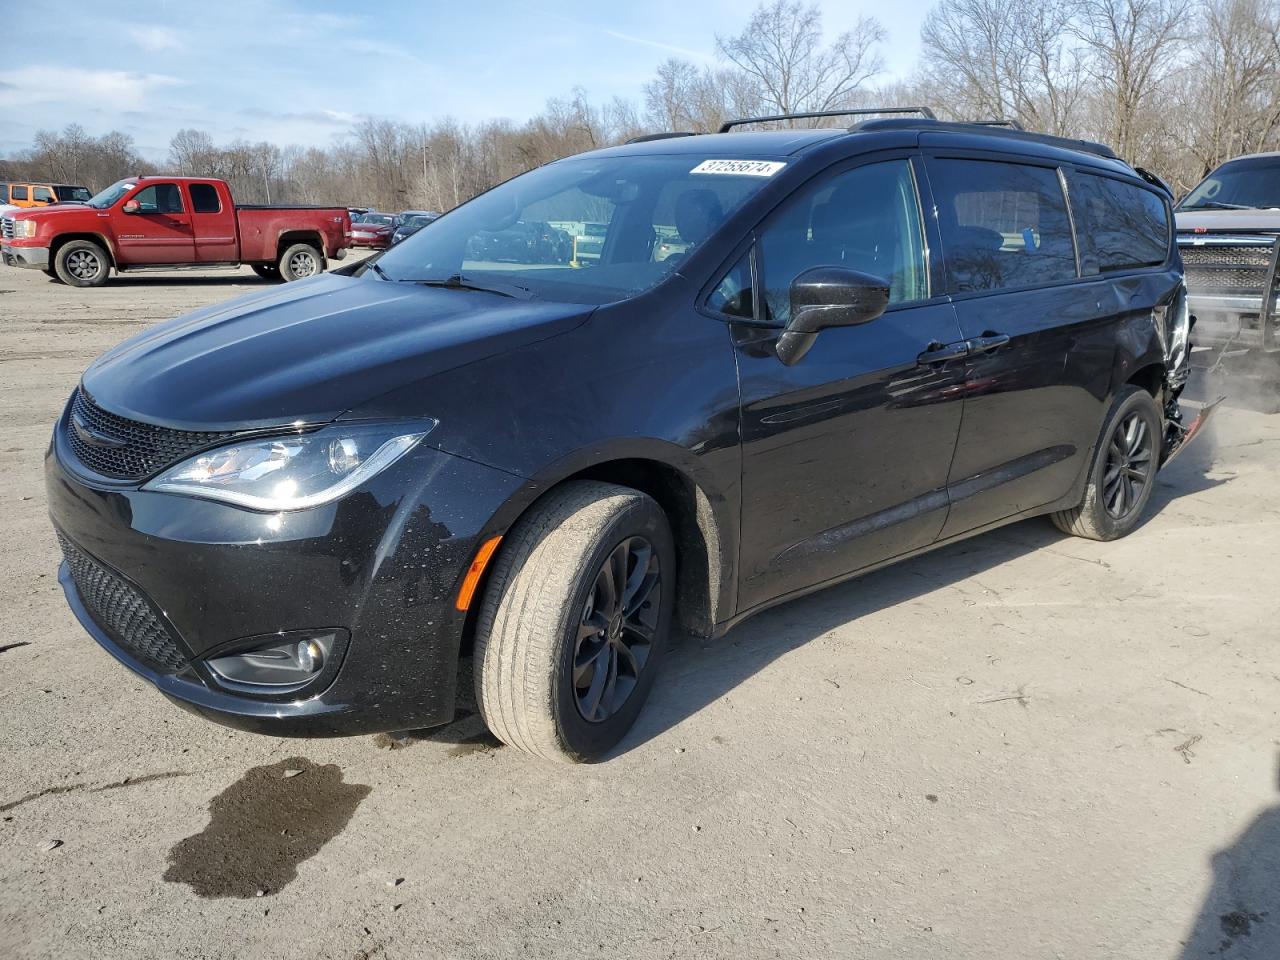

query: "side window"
xmin=758 ymin=159 xmax=927 ymax=326
xmin=930 ymin=159 xmax=1077 ymax=293
xmin=12 ymin=186 xmax=27 ymax=201
xmin=132 ymin=183 xmax=184 ymax=214
xmin=33 ymin=187 xmax=54 ymax=203
xmin=189 ymin=183 xmax=221 ymax=214
xmin=1069 ymin=173 xmax=1170 ymax=274
xmin=707 ymin=251 xmax=754 ymax=319
xmin=0 ymin=184 xmax=8 ymax=203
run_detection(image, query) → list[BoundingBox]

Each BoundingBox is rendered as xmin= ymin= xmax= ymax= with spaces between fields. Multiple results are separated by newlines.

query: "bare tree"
xmin=716 ymin=0 xmax=886 ymax=118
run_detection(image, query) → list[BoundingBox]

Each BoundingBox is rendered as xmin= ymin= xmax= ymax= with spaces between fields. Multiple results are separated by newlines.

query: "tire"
xmin=53 ymin=240 xmax=110 ymax=287
xmin=1052 ymin=385 xmax=1162 ymax=541
xmin=277 ymin=243 xmax=322 ymax=282
xmin=251 ymin=263 xmax=280 ymax=281
xmin=474 ymin=481 xmax=676 ymax=763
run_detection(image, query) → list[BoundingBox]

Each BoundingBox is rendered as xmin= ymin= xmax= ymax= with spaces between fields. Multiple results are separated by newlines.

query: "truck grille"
xmin=1 ymin=217 xmax=13 ymax=240
xmin=57 ymin=533 xmax=188 ymax=673
xmin=1179 ymin=238 xmax=1277 ymax=295
xmin=64 ymin=389 xmax=237 ymax=481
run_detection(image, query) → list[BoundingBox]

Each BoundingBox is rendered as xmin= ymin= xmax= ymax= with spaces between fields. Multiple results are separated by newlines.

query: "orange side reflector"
xmin=455 ymin=535 xmax=502 ymax=611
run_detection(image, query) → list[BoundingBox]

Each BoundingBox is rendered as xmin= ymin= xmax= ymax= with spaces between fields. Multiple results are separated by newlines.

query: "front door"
xmin=117 ymin=182 xmax=195 ymax=264
xmin=729 ymin=155 xmax=967 ymax=614
xmin=922 ymin=155 xmax=1102 ymax=537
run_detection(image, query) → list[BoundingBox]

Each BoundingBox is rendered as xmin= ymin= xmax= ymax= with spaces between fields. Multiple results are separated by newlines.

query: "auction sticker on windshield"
xmin=690 ymin=159 xmax=786 ymax=177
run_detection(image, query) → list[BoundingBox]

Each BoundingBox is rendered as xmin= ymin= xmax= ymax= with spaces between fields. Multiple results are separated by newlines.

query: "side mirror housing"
xmin=776 ymin=266 xmax=890 ymax=365
xmin=122 ymin=200 xmax=139 ymax=214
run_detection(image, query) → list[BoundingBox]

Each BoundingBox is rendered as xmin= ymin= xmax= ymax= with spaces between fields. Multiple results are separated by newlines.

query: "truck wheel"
xmin=251 ymin=263 xmax=280 ymax=281
xmin=1052 ymin=385 xmax=1162 ymax=541
xmin=474 ymin=481 xmax=675 ymax=763
xmin=278 ymin=243 xmax=321 ymax=282
xmin=53 ymin=240 xmax=110 ymax=288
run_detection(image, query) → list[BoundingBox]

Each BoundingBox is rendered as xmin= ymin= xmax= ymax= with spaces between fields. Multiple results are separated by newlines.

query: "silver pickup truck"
xmin=1176 ymin=153 xmax=1280 ymax=359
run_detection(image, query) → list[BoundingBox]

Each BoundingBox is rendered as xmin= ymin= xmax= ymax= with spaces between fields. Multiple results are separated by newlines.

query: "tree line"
xmin=3 ymin=0 xmax=1278 ymax=210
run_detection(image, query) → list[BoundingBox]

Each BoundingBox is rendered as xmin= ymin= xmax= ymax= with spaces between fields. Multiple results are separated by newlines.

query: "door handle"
xmin=967 ymin=333 xmax=1011 ymax=353
xmin=917 ymin=340 xmax=971 ymax=366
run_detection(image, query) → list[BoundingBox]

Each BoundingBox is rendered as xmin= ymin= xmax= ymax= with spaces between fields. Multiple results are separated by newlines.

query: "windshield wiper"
xmin=415 ymin=274 xmax=534 ymax=299
xmin=369 ymin=261 xmax=391 ymax=281
xmin=1191 ymin=200 xmax=1252 ymax=210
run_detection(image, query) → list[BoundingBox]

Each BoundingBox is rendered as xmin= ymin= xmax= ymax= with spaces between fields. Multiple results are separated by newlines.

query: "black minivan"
xmin=48 ymin=111 xmax=1201 ymax=762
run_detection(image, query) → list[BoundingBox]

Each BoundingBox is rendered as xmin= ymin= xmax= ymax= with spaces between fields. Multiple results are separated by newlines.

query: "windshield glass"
xmin=87 ymin=180 xmax=136 ymax=209
xmin=357 ymin=213 xmax=397 ymax=226
xmin=55 ymin=185 xmax=92 ymax=203
xmin=1180 ymin=158 xmax=1280 ymax=210
xmin=373 ymin=154 xmax=782 ymax=304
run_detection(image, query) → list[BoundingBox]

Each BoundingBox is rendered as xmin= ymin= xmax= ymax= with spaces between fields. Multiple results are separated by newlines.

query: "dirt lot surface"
xmin=1 ymin=261 xmax=1278 ymax=960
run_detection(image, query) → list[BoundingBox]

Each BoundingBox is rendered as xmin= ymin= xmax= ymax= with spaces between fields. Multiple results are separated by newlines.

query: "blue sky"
xmin=0 ymin=0 xmax=933 ymax=161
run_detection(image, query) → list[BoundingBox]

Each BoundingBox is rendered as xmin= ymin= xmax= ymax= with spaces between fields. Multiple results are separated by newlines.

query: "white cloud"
xmin=131 ymin=26 xmax=185 ymax=53
xmin=0 ymin=67 xmax=183 ymax=112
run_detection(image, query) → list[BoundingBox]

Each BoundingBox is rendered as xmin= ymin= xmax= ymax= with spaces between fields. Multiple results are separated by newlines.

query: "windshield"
xmin=403 ymin=214 xmax=436 ymax=227
xmin=357 ymin=213 xmax=397 ymax=226
xmin=1180 ymin=158 xmax=1280 ymax=210
xmin=372 ymin=154 xmax=782 ymax=304
xmin=55 ymin=185 xmax=92 ymax=202
xmin=87 ymin=180 xmax=136 ymax=209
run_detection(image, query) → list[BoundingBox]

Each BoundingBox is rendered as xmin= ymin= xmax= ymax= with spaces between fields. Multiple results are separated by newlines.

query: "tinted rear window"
xmin=189 ymin=183 xmax=221 ymax=213
xmin=1069 ymin=173 xmax=1170 ymax=273
xmin=930 ymin=159 xmax=1077 ymax=293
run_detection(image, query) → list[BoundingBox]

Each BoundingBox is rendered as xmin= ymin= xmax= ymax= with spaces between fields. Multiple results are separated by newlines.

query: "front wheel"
xmin=53 ymin=240 xmax=110 ymax=287
xmin=278 ymin=243 xmax=322 ymax=282
xmin=1052 ymin=385 xmax=1162 ymax=541
xmin=474 ymin=481 xmax=675 ymax=763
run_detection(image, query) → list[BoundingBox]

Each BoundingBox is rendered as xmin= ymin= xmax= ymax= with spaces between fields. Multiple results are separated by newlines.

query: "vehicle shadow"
xmin=1177 ymin=773 xmax=1280 ymax=959
xmin=623 ymin=425 xmax=1227 ymax=756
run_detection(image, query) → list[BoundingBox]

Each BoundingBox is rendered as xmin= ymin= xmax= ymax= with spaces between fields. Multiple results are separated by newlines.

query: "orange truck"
xmin=1 ymin=182 xmax=92 ymax=207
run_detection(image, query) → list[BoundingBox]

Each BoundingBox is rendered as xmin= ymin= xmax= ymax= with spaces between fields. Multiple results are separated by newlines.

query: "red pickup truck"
xmin=0 ymin=176 xmax=352 ymax=287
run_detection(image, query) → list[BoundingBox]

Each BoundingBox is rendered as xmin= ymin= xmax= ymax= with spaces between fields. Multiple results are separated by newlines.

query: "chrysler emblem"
xmin=71 ymin=410 xmax=127 ymax=449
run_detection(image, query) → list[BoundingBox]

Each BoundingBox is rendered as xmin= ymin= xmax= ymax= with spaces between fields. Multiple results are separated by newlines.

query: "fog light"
xmin=205 ymin=630 xmax=340 ymax=689
xmin=296 ymin=638 xmax=324 ymax=672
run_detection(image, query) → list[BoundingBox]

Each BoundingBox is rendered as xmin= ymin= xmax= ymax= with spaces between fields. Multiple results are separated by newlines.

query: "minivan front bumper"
xmin=45 ymin=416 xmax=525 ymax=737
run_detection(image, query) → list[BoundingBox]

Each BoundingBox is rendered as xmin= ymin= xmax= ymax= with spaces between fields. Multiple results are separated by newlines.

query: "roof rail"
xmin=718 ymin=106 xmax=936 ymax=133
xmin=848 ymin=117 xmax=1120 ymax=161
xmin=625 ymin=131 xmax=698 ymax=144
xmin=970 ymin=119 xmax=1025 ymax=130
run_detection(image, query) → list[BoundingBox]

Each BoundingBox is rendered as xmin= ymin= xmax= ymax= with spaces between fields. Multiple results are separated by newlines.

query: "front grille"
xmin=1179 ymin=239 xmax=1277 ymax=295
xmin=64 ymin=389 xmax=236 ymax=481
xmin=1 ymin=217 xmax=13 ymax=240
xmin=57 ymin=533 xmax=188 ymax=673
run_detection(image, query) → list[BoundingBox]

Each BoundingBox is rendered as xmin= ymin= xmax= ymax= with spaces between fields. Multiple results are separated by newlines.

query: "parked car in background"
xmin=3 ymin=182 xmax=92 ymax=208
xmin=391 ymin=210 xmax=440 ymax=245
xmin=46 ymin=110 xmax=1209 ymax=764
xmin=467 ymin=219 xmax=571 ymax=263
xmin=351 ymin=212 xmax=399 ymax=249
xmin=1175 ymin=152 xmax=1280 ymax=403
xmin=572 ymin=221 xmax=607 ymax=264
xmin=1 ymin=176 xmax=351 ymax=286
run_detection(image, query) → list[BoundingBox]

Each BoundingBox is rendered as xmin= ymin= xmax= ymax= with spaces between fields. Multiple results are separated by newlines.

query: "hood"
xmin=10 ymin=203 xmax=92 ymax=220
xmin=81 ymin=273 xmax=592 ymax=431
xmin=1175 ymin=208 xmax=1280 ymax=233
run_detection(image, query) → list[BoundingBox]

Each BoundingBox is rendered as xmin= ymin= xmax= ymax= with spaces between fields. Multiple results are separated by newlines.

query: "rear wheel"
xmin=251 ymin=263 xmax=280 ymax=281
xmin=278 ymin=243 xmax=321 ymax=282
xmin=1052 ymin=385 xmax=1162 ymax=541
xmin=474 ymin=481 xmax=675 ymax=762
xmin=53 ymin=240 xmax=109 ymax=287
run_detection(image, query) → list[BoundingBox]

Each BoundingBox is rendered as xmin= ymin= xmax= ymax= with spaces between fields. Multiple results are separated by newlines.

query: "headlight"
xmin=142 ymin=420 xmax=435 ymax=511
xmin=13 ymin=219 xmax=37 ymax=238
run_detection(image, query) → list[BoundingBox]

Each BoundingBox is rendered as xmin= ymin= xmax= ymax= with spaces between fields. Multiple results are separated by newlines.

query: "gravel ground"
xmin=1 ymin=260 xmax=1278 ymax=960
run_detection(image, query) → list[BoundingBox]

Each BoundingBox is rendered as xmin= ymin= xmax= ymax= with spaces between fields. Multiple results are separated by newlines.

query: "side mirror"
xmin=122 ymin=200 xmax=139 ymax=214
xmin=775 ymin=266 xmax=890 ymax=365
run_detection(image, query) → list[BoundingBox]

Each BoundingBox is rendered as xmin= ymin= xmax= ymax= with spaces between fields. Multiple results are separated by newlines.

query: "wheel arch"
xmin=50 ymin=232 xmax=116 ymax=269
xmin=471 ymin=447 xmax=736 ymax=642
xmin=276 ymin=230 xmax=324 ymax=262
